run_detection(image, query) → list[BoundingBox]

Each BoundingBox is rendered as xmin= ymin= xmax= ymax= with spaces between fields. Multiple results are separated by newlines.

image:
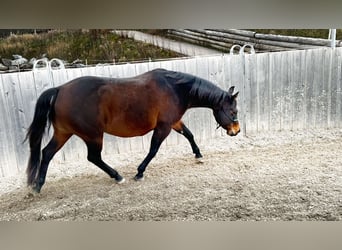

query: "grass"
xmin=0 ymin=29 xmax=183 ymax=64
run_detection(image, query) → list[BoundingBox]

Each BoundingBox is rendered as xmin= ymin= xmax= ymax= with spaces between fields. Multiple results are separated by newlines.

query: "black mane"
xmin=154 ymin=68 xmax=227 ymax=109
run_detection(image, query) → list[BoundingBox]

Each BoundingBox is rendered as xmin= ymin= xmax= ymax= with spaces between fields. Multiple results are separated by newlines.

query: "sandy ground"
xmin=0 ymin=128 xmax=341 ymax=221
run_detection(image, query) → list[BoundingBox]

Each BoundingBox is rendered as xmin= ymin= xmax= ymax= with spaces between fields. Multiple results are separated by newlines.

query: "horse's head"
xmin=213 ymin=86 xmax=240 ymax=136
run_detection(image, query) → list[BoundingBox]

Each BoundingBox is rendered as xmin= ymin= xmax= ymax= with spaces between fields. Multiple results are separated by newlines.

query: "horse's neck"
xmin=188 ymin=80 xmax=226 ymax=109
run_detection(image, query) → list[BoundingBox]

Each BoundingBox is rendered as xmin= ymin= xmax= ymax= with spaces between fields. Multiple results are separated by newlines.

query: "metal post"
xmin=238 ymin=44 xmax=255 ymax=136
xmin=330 ymin=29 xmax=336 ymax=48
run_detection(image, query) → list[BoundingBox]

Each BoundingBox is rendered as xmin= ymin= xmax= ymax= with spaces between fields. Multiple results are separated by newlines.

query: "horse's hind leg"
xmin=85 ymin=138 xmax=125 ymax=183
xmin=35 ymin=131 xmax=71 ymax=193
xmin=172 ymin=121 xmax=202 ymax=158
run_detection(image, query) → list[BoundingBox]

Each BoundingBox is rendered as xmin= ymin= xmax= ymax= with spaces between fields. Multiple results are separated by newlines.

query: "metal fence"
xmin=1 ymin=47 xmax=342 ymax=177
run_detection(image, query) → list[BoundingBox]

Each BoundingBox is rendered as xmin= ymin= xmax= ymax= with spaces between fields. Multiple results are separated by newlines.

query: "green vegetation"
xmin=0 ymin=29 xmax=183 ymax=64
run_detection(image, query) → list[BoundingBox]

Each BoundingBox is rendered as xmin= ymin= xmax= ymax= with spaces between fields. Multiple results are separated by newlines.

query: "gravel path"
xmin=1 ymin=128 xmax=341 ymax=221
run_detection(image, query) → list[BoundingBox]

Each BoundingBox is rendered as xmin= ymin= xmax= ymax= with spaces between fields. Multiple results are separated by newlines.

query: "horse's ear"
xmin=228 ymin=86 xmax=235 ymax=96
xmin=233 ymin=91 xmax=239 ymax=99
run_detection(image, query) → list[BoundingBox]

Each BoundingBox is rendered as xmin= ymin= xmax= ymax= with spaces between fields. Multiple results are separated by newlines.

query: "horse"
xmin=25 ymin=68 xmax=240 ymax=193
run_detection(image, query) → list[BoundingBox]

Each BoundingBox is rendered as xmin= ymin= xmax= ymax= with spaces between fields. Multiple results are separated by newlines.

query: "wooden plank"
xmin=108 ymin=64 xmax=121 ymax=78
xmin=223 ymin=54 xmax=244 ymax=93
xmin=304 ymin=49 xmax=316 ymax=129
xmin=255 ymin=32 xmax=338 ymax=47
xmin=292 ymin=50 xmax=307 ymax=130
xmin=255 ymin=53 xmax=270 ymax=131
xmin=32 ymin=69 xmax=54 ymax=95
xmin=82 ymin=65 xmax=96 ymax=76
xmin=134 ymin=63 xmax=149 ymax=75
xmin=10 ymin=73 xmax=33 ymax=171
xmin=280 ymin=51 xmax=293 ymax=130
xmin=334 ymin=48 xmax=342 ymax=127
xmin=244 ymin=53 xmax=258 ymax=132
xmin=324 ymin=48 xmax=333 ymax=128
xmin=339 ymin=48 xmax=342 ymax=127
xmin=0 ymin=74 xmax=18 ymax=177
xmin=208 ymin=29 xmax=257 ymax=38
xmin=65 ymin=68 xmax=83 ymax=81
xmin=159 ymin=60 xmax=173 ymax=71
xmin=17 ymin=72 xmax=47 ymax=171
xmin=328 ymin=49 xmax=338 ymax=127
xmin=51 ymin=68 xmax=68 ymax=86
xmin=183 ymin=58 xmax=197 ymax=75
xmin=313 ymin=49 xmax=328 ymax=128
xmin=17 ymin=72 xmax=37 ymax=130
xmin=147 ymin=61 xmax=161 ymax=71
xmin=269 ymin=52 xmax=283 ymax=131
xmin=198 ymin=29 xmax=320 ymax=50
xmin=122 ymin=63 xmax=137 ymax=78
xmin=221 ymin=54 xmax=230 ymax=90
xmin=95 ymin=64 xmax=111 ymax=77
xmin=3 ymin=74 xmax=23 ymax=173
xmin=202 ymin=29 xmax=342 ymax=48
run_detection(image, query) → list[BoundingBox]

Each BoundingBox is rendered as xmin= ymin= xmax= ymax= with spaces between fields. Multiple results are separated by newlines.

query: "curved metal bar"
xmin=49 ymin=58 xmax=65 ymax=70
xmin=240 ymin=44 xmax=255 ymax=54
xmin=230 ymin=45 xmax=242 ymax=55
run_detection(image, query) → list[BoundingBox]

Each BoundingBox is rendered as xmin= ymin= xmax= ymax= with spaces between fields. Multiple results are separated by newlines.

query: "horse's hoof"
xmin=32 ymin=184 xmax=42 ymax=194
xmin=195 ymin=153 xmax=203 ymax=159
xmin=134 ymin=175 xmax=144 ymax=181
xmin=195 ymin=156 xmax=204 ymax=164
xmin=24 ymin=191 xmax=37 ymax=200
xmin=116 ymin=178 xmax=125 ymax=184
xmin=115 ymin=175 xmax=125 ymax=184
xmin=25 ymin=186 xmax=40 ymax=199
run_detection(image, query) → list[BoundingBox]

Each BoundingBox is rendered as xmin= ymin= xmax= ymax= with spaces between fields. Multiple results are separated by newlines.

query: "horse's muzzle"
xmin=227 ymin=122 xmax=240 ymax=136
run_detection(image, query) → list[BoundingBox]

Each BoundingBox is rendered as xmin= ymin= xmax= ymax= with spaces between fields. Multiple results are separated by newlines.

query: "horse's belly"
xmin=105 ymin=127 xmax=152 ymax=137
xmin=104 ymin=121 xmax=154 ymax=137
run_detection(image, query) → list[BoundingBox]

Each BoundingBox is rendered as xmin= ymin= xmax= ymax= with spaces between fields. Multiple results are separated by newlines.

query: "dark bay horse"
xmin=26 ymin=68 xmax=240 ymax=193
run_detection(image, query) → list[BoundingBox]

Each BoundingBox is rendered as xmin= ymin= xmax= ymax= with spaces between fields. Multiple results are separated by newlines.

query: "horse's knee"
xmin=87 ymin=153 xmax=99 ymax=164
xmin=86 ymin=141 xmax=103 ymax=163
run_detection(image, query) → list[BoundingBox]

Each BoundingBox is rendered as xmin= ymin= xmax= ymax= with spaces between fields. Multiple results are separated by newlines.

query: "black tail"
xmin=25 ymin=87 xmax=59 ymax=186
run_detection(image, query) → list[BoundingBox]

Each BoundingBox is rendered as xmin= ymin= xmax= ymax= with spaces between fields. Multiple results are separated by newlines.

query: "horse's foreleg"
xmin=172 ymin=121 xmax=202 ymax=158
xmin=135 ymin=123 xmax=171 ymax=181
xmin=85 ymin=139 xmax=125 ymax=184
